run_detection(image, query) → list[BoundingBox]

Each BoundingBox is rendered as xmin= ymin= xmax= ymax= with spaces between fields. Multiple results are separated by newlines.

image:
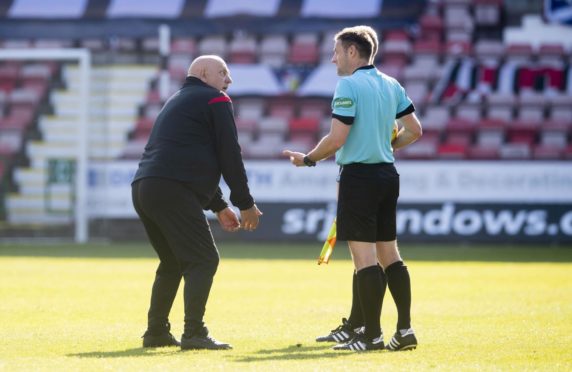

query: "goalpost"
xmin=0 ymin=49 xmax=91 ymax=243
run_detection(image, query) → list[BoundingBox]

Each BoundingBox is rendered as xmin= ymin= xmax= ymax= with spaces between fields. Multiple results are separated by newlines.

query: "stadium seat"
xmin=404 ymin=81 xmax=429 ymax=108
xmin=437 ymin=143 xmax=468 ymax=159
xmin=235 ymin=117 xmax=257 ymax=133
xmin=474 ymin=0 xmax=502 ymax=26
xmin=229 ymin=34 xmax=258 ymax=64
xmin=268 ymin=97 xmax=296 ymax=119
xmin=532 ymin=144 xmax=562 ymax=160
xmin=259 ymin=34 xmax=289 ymax=68
xmin=171 ymin=38 xmax=197 ymax=54
xmin=257 ymin=117 xmax=288 ymax=135
xmin=538 ymin=43 xmax=565 ymax=64
xmin=398 ymin=133 xmax=439 ymax=159
xmin=0 ymin=129 xmax=24 ymax=156
xmin=287 ymin=132 xmax=316 ymax=153
xmin=133 ymin=117 xmax=154 ymax=138
xmin=198 ymin=35 xmax=228 ymax=59
xmin=381 ymin=31 xmax=412 ymax=65
xmin=418 ymin=14 xmax=443 ymax=41
xmin=0 ymin=106 xmax=35 ymax=130
xmin=246 ymin=133 xmax=285 ymax=159
xmin=288 ymin=117 xmax=320 ymax=134
xmin=168 ymin=54 xmax=192 ymax=80
xmin=500 ymin=143 xmax=531 ymax=160
xmin=455 ymin=103 xmax=483 ymax=122
xmin=298 ymin=99 xmax=330 ymax=119
xmin=420 ymin=106 xmax=449 ymax=135
xmin=475 ymin=119 xmax=506 ymax=148
xmin=288 ymin=33 xmax=320 ymax=65
xmin=402 ymin=57 xmax=440 ymax=82
xmin=562 ymin=145 xmax=572 ymax=160
xmin=474 ymin=40 xmax=505 ymax=60
xmin=486 ymin=93 xmax=516 ymax=121
xmin=446 ymin=117 xmax=478 ymax=135
xmin=467 ymin=145 xmax=499 ymax=160
xmin=235 ymin=98 xmax=265 ymax=120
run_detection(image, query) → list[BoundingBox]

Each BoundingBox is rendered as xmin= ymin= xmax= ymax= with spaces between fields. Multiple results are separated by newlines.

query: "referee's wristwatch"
xmin=303 ymin=155 xmax=316 ymax=167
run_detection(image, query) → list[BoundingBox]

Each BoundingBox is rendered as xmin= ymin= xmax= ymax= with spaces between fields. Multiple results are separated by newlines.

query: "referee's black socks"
xmin=347 ymin=270 xmax=363 ymax=327
xmin=357 ymin=265 xmax=385 ymax=340
xmin=385 ymin=260 xmax=412 ymax=330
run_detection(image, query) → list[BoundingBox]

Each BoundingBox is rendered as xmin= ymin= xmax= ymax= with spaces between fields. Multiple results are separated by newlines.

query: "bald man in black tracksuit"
xmin=132 ymin=56 xmax=261 ymax=350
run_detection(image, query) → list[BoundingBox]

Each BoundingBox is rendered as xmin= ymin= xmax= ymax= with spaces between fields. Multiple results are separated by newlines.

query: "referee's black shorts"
xmin=337 ymin=162 xmax=399 ymax=243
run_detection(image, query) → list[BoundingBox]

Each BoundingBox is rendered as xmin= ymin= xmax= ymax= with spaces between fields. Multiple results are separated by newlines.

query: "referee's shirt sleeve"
xmin=331 ymin=78 xmax=356 ymax=125
xmin=208 ymin=93 xmax=255 ymax=210
xmin=396 ymin=82 xmax=415 ymax=119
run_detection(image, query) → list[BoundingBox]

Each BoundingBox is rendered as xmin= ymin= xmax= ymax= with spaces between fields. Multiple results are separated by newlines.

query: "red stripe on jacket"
xmin=208 ymin=96 xmax=231 ymax=104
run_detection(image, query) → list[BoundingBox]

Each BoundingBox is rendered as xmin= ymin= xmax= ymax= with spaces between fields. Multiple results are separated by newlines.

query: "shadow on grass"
xmin=68 ymin=347 xmax=179 ymax=358
xmin=68 ymin=344 xmax=345 ymax=362
xmin=228 ymin=344 xmax=352 ymax=362
xmin=1 ymin=242 xmax=571 ymax=262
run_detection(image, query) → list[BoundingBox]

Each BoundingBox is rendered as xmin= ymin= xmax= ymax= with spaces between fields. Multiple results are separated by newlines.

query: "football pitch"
xmin=0 ymin=242 xmax=571 ymax=371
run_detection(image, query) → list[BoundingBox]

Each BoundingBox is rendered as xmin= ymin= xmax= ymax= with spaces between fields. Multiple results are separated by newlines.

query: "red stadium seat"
xmin=289 ymin=117 xmax=320 ymax=134
xmin=437 ymin=143 xmax=468 ymax=159
xmin=268 ymin=97 xmax=296 ymax=120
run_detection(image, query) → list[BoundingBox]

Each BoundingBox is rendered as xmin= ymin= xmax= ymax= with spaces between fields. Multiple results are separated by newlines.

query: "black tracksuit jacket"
xmin=132 ymin=77 xmax=254 ymax=212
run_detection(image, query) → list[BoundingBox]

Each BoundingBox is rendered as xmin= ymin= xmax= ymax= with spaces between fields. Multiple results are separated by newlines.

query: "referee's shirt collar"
xmin=353 ymin=64 xmax=375 ymax=74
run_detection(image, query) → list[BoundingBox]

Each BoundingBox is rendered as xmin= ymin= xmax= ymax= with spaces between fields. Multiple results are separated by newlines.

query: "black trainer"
xmin=386 ymin=328 xmax=417 ymax=351
xmin=333 ymin=334 xmax=384 ymax=351
xmin=180 ymin=326 xmax=232 ymax=350
xmin=142 ymin=327 xmax=180 ymax=348
xmin=316 ymin=318 xmax=360 ymax=343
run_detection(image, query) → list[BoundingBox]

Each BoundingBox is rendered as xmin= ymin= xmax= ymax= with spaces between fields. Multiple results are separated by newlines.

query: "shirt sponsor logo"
xmin=333 ymin=97 xmax=354 ymax=108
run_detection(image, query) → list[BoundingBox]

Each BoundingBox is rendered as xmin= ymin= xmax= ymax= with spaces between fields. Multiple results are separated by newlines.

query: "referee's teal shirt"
xmin=331 ymin=65 xmax=415 ymax=165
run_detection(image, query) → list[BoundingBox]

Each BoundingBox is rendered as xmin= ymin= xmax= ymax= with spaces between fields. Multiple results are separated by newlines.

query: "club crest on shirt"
xmin=333 ymin=97 xmax=354 ymax=108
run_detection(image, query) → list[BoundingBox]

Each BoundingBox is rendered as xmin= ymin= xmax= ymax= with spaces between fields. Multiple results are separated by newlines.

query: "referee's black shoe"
xmin=315 ymin=318 xmax=360 ymax=343
xmin=181 ymin=326 xmax=232 ymax=350
xmin=142 ymin=323 xmax=180 ymax=348
xmin=386 ymin=328 xmax=417 ymax=351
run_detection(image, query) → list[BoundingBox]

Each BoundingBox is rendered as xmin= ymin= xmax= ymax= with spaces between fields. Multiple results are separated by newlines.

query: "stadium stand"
xmin=0 ymin=0 xmax=571 ymax=228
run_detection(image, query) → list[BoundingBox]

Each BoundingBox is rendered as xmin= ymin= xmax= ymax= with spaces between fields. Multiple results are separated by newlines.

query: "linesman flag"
xmin=318 ymin=219 xmax=337 ymax=265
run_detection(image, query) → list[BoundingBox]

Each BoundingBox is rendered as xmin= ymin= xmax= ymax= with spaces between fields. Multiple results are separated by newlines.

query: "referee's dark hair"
xmin=335 ymin=26 xmax=375 ymax=61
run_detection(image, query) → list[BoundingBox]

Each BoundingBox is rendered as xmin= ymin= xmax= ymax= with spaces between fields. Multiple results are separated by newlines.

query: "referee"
xmin=284 ymin=26 xmax=422 ymax=351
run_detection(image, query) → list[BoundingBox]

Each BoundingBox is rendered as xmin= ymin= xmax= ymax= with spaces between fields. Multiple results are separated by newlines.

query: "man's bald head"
xmin=188 ymin=55 xmax=232 ymax=92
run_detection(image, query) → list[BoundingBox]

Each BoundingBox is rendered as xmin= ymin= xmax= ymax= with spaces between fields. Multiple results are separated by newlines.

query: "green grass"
xmin=0 ymin=243 xmax=571 ymax=371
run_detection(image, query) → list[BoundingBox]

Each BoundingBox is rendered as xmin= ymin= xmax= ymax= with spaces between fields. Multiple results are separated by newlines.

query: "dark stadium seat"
xmin=467 ymin=145 xmax=499 ymax=160
xmin=0 ymin=106 xmax=35 ymax=130
xmin=532 ymin=144 xmax=563 ymax=160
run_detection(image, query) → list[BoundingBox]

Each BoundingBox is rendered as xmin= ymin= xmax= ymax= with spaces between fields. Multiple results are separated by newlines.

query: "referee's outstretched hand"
xmin=240 ymin=204 xmax=263 ymax=232
xmin=283 ymin=150 xmax=305 ymax=167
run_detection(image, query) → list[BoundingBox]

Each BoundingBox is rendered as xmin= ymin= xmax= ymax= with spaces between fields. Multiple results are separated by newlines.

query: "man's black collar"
xmin=184 ymin=76 xmax=208 ymax=86
xmin=353 ymin=65 xmax=375 ymax=73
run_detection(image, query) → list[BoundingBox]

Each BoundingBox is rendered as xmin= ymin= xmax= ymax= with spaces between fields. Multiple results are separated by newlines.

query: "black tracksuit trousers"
xmin=132 ymin=177 xmax=220 ymax=335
